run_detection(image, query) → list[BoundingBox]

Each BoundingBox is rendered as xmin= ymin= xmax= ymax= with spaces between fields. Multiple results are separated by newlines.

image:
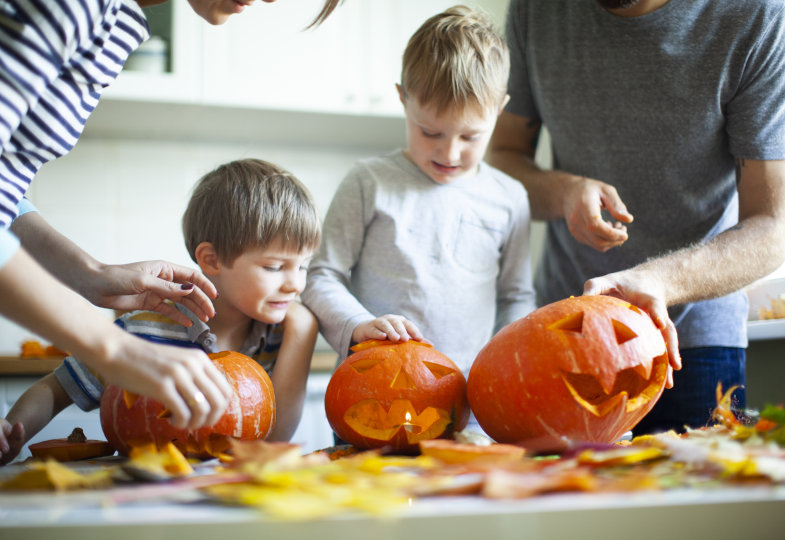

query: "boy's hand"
xmin=0 ymin=419 xmax=25 ymax=465
xmin=352 ymin=314 xmax=425 ymax=344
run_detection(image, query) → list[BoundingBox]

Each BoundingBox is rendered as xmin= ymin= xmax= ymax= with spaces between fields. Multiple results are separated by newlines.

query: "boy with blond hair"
xmin=302 ymin=6 xmax=535 ymax=385
xmin=1 ymin=159 xmax=321 ymax=463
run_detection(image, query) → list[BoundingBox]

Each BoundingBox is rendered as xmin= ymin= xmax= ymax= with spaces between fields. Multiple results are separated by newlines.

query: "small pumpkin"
xmin=324 ymin=340 xmax=469 ymax=452
xmin=28 ymin=428 xmax=114 ymax=462
xmin=100 ymin=350 xmax=275 ymax=458
xmin=468 ymin=295 xmax=669 ymax=451
xmin=419 ymin=439 xmax=525 ymax=465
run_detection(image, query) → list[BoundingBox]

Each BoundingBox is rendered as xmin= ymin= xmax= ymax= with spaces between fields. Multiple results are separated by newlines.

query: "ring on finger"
xmin=187 ymin=391 xmax=206 ymax=408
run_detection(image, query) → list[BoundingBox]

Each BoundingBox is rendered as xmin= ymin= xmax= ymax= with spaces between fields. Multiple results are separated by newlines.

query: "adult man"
xmin=488 ymin=0 xmax=785 ymax=433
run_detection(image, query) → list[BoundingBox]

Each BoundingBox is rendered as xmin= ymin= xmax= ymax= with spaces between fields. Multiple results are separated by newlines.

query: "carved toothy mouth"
xmin=343 ymin=399 xmax=452 ymax=443
xmin=560 ymin=354 xmax=669 ymax=416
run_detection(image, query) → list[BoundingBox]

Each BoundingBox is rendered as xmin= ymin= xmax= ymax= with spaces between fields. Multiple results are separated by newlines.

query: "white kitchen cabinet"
xmin=104 ymin=1 xmax=202 ymax=103
xmin=103 ymin=0 xmax=509 ymax=116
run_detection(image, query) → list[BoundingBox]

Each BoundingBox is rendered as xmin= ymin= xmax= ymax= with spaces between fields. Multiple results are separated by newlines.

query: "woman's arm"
xmin=11 ymin=212 xmax=217 ymax=325
xmin=0 ymin=245 xmax=232 ymax=430
xmin=266 ymin=302 xmax=319 ymax=442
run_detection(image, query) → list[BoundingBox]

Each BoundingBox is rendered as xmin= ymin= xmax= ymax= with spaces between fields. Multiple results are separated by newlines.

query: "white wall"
xmin=0 ymin=132 xmax=382 ymax=354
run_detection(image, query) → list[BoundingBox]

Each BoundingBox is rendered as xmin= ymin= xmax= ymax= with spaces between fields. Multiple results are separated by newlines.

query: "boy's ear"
xmin=497 ymin=94 xmax=511 ymax=115
xmin=396 ymin=83 xmax=406 ymax=105
xmin=194 ymin=242 xmax=221 ymax=276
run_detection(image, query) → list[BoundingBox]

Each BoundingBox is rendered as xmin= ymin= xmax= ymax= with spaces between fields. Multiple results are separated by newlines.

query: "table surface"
xmin=1 ymin=460 xmax=784 ymax=540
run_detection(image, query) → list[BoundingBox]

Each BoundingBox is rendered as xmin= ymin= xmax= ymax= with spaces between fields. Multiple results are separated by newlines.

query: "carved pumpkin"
xmin=468 ymin=295 xmax=668 ymax=451
xmin=325 ymin=340 xmax=469 ymax=452
xmin=100 ymin=351 xmax=276 ymax=458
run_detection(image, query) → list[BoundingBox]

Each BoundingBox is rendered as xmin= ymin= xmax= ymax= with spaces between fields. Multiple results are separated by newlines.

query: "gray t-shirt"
xmin=506 ymin=0 xmax=785 ymax=348
xmin=302 ymin=150 xmax=536 ymax=376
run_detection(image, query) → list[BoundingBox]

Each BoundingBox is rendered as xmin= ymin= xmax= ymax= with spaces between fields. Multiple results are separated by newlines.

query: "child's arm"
xmin=352 ymin=314 xmax=425 ymax=344
xmin=495 ymin=185 xmax=538 ymax=333
xmin=0 ymin=373 xmax=73 ymax=465
xmin=266 ymin=302 xmax=319 ymax=442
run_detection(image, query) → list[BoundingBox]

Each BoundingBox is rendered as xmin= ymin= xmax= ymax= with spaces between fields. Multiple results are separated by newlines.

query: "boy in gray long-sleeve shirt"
xmin=301 ymin=6 xmax=536 ymax=382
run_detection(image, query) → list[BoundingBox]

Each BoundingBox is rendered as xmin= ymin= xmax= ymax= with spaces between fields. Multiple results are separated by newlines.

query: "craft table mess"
xmin=2 ymin=408 xmax=785 ymax=540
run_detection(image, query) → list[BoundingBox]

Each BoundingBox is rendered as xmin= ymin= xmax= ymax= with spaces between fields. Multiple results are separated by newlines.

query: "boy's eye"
xmin=421 ymin=130 xmax=440 ymax=138
xmin=263 ymin=266 xmax=282 ymax=272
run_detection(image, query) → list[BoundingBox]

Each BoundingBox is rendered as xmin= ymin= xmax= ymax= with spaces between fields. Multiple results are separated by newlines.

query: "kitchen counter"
xmin=0 ymin=351 xmax=337 ymax=376
xmin=0 ymin=474 xmax=783 ymax=540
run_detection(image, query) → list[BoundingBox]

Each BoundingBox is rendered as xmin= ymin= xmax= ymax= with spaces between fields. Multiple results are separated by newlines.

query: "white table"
xmin=1 ymin=472 xmax=784 ymax=540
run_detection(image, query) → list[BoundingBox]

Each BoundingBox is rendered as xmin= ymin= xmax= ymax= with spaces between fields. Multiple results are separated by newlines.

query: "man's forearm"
xmin=636 ymin=214 xmax=785 ymax=306
xmin=487 ymin=147 xmax=575 ymax=221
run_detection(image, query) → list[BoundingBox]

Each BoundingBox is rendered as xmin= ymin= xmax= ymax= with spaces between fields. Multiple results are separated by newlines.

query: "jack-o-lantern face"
xmin=325 ymin=340 xmax=469 ymax=452
xmin=467 ymin=296 xmax=668 ymax=451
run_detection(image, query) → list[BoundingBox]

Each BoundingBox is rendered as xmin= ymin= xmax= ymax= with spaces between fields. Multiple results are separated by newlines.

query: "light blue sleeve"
xmin=0 ymin=227 xmax=20 ymax=269
xmin=14 ymin=198 xmax=38 ymax=219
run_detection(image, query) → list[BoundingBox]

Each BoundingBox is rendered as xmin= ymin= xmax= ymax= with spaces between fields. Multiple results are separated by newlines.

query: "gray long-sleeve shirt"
xmin=301 ymin=150 xmax=536 ymax=376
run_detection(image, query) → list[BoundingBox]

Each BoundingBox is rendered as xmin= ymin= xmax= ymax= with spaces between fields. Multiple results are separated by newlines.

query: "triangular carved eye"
xmin=612 ymin=319 xmax=638 ymax=345
xmin=548 ymin=311 xmax=584 ymax=333
xmin=423 ymin=361 xmax=455 ymax=379
xmin=350 ymin=357 xmax=384 ymax=373
xmin=390 ymin=368 xmax=416 ymax=389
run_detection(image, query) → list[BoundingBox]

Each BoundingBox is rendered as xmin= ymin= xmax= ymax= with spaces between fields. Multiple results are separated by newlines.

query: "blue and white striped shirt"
xmin=0 ymin=0 xmax=149 ymax=227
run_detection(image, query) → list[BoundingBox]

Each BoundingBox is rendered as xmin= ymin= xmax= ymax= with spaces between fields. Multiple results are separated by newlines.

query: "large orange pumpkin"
xmin=325 ymin=340 xmax=469 ymax=452
xmin=468 ymin=295 xmax=668 ymax=451
xmin=100 ymin=350 xmax=275 ymax=458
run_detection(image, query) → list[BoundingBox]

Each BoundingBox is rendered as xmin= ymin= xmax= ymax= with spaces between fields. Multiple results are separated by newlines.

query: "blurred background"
xmin=0 ymin=0 xmax=530 ymax=353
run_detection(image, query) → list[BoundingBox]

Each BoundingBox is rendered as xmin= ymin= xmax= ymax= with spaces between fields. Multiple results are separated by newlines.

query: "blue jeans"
xmin=632 ymin=347 xmax=746 ymax=435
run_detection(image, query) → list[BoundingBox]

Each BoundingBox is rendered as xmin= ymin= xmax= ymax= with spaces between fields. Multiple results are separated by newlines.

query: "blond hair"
xmin=401 ymin=5 xmax=509 ymax=115
xmin=183 ymin=159 xmax=321 ymax=265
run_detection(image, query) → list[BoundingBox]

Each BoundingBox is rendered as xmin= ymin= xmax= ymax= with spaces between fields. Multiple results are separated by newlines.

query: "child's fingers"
xmin=403 ymin=320 xmax=424 ymax=341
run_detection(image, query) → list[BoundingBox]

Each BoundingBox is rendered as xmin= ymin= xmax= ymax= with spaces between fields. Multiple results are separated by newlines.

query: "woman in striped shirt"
xmin=0 ymin=0 xmax=342 ymax=454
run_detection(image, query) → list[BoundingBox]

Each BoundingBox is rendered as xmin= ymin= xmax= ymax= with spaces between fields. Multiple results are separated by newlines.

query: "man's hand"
xmin=584 ymin=270 xmax=682 ymax=388
xmin=0 ymin=419 xmax=24 ymax=465
xmin=84 ymin=260 xmax=218 ymax=326
xmin=563 ymin=175 xmax=634 ymax=252
xmin=352 ymin=314 xmax=425 ymax=344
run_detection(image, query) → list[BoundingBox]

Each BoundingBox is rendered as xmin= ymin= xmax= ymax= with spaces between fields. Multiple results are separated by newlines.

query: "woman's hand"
xmin=10 ymin=212 xmax=217 ymax=326
xmin=93 ymin=334 xmax=234 ymax=430
xmin=83 ymin=260 xmax=218 ymax=325
xmin=352 ymin=314 xmax=425 ymax=344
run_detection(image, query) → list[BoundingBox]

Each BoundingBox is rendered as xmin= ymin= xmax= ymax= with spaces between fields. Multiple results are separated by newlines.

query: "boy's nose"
xmin=441 ymin=138 xmax=461 ymax=163
xmin=282 ymin=271 xmax=305 ymax=293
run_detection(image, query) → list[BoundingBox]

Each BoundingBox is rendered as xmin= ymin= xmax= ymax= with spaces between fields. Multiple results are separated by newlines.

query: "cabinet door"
xmin=103 ymin=1 xmax=202 ymax=103
xmin=199 ymin=0 xmax=502 ymax=116
xmin=199 ymin=0 xmax=355 ymax=113
xmin=103 ymin=0 xmax=511 ymax=113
